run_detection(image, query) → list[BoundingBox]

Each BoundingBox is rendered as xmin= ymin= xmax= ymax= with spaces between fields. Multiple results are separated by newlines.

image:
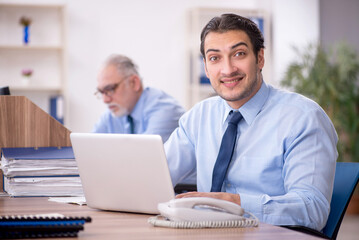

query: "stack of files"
xmin=1 ymin=147 xmax=84 ymax=197
xmin=0 ymin=214 xmax=92 ymax=239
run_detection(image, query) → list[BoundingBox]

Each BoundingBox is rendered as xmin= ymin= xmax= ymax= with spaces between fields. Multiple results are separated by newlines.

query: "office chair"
xmin=283 ymin=162 xmax=359 ymax=239
xmin=0 ymin=86 xmax=10 ymax=95
xmin=174 ymin=183 xmax=197 ymax=194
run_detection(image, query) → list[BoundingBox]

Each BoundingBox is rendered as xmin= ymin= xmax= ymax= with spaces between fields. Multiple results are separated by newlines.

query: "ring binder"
xmin=0 ymin=215 xmax=92 ymax=239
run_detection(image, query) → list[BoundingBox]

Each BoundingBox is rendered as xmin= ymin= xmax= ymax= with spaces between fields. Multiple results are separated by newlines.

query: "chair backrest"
xmin=0 ymin=86 xmax=10 ymax=95
xmin=323 ymin=162 xmax=359 ymax=239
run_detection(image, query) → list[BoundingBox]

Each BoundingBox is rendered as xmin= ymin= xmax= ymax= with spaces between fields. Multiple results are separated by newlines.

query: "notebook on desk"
xmin=70 ymin=133 xmax=175 ymax=214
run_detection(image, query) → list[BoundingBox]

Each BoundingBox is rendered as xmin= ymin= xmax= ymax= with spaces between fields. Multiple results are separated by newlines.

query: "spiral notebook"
xmin=70 ymin=133 xmax=175 ymax=214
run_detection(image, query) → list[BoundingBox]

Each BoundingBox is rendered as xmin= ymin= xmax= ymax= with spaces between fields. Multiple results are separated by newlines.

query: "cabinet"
xmin=187 ymin=8 xmax=271 ymax=108
xmin=0 ymin=3 xmax=66 ymax=123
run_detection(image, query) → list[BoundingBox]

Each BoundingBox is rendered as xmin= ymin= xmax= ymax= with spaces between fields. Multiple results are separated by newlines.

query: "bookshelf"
xmin=186 ymin=8 xmax=271 ymax=108
xmin=0 ymin=3 xmax=66 ymax=121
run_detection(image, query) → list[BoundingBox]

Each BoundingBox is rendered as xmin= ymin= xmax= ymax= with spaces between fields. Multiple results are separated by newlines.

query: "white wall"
xmin=272 ymin=0 xmax=320 ymax=86
xmin=1 ymin=0 xmax=319 ymax=132
xmin=64 ymin=0 xmax=264 ymax=132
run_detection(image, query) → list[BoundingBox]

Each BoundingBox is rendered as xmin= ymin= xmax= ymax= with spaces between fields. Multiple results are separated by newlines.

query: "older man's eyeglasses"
xmin=94 ymin=78 xmax=128 ymax=99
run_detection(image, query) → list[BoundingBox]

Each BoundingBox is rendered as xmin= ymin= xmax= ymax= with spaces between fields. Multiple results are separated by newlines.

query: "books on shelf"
xmin=0 ymin=147 xmax=84 ymax=197
xmin=50 ymin=95 xmax=64 ymax=124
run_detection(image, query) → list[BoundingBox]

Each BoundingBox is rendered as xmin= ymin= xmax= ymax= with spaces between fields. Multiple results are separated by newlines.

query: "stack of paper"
xmin=0 ymin=147 xmax=84 ymax=197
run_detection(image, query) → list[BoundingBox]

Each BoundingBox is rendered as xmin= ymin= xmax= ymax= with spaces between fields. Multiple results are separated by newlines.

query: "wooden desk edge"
xmin=0 ymin=196 xmax=321 ymax=239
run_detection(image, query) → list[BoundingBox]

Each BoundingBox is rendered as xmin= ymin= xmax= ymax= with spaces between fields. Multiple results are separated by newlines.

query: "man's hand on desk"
xmin=175 ymin=192 xmax=241 ymax=206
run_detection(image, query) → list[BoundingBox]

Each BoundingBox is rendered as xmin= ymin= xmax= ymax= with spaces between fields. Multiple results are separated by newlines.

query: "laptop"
xmin=70 ymin=133 xmax=175 ymax=214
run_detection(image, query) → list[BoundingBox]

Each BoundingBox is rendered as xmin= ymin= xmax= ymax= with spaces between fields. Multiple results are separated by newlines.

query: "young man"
xmin=93 ymin=54 xmax=185 ymax=142
xmin=164 ymin=14 xmax=338 ymax=231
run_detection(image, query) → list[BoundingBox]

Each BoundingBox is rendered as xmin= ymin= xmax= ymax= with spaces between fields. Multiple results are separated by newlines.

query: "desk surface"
xmin=0 ymin=196 xmax=320 ymax=239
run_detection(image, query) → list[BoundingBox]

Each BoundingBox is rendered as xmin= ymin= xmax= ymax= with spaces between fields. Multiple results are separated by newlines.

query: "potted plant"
xmin=19 ymin=16 xmax=32 ymax=45
xmin=281 ymin=42 xmax=359 ymax=213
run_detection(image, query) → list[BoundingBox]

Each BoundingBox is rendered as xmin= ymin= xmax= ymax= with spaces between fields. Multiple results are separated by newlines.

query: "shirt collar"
xmin=222 ymin=81 xmax=269 ymax=125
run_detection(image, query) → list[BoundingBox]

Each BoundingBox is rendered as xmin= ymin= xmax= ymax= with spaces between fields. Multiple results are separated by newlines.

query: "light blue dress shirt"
xmin=164 ymin=81 xmax=338 ymax=231
xmin=93 ymin=87 xmax=185 ymax=142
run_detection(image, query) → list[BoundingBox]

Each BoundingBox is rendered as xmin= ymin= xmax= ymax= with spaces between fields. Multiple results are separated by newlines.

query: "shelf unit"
xmin=0 ymin=3 xmax=66 ymax=122
xmin=186 ymin=8 xmax=271 ymax=108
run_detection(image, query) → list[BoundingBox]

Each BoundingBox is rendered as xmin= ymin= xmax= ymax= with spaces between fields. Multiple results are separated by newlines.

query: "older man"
xmin=93 ymin=54 xmax=185 ymax=142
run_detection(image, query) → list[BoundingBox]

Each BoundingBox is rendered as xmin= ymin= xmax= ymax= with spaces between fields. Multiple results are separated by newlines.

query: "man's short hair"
xmin=200 ymin=13 xmax=265 ymax=59
xmin=104 ymin=54 xmax=139 ymax=77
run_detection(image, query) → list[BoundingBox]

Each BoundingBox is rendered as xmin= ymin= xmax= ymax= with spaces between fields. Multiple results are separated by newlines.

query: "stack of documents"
xmin=1 ymin=147 xmax=84 ymax=197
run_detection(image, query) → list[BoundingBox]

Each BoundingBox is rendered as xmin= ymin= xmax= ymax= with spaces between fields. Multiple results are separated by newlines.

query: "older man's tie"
xmin=127 ymin=115 xmax=135 ymax=134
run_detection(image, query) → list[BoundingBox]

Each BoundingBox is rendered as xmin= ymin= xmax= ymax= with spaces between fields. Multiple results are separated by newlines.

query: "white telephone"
xmin=148 ymin=197 xmax=259 ymax=229
xmin=159 ymin=197 xmax=245 ymax=221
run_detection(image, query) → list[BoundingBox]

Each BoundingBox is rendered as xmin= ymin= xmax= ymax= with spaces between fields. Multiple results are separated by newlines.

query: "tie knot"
xmin=228 ymin=111 xmax=242 ymax=125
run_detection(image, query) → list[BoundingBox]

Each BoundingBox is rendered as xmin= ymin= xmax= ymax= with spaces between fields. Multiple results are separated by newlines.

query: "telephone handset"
xmin=158 ymin=197 xmax=245 ymax=222
xmin=148 ymin=197 xmax=259 ymax=228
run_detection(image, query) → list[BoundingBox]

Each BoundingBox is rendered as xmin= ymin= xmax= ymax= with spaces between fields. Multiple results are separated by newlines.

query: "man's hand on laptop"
xmin=175 ymin=192 xmax=241 ymax=206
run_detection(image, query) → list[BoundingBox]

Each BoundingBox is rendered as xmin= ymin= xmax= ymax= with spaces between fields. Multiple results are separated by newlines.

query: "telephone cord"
xmin=148 ymin=212 xmax=259 ymax=229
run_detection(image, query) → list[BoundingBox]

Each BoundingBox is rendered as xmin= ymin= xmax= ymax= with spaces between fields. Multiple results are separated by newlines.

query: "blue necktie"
xmin=127 ymin=115 xmax=134 ymax=134
xmin=211 ymin=111 xmax=243 ymax=192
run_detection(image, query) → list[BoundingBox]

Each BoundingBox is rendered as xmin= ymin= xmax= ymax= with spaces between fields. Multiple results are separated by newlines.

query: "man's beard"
xmin=107 ymin=103 xmax=129 ymax=117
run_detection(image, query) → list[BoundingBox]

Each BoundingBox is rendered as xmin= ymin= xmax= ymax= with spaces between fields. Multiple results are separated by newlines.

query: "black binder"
xmin=0 ymin=215 xmax=91 ymax=239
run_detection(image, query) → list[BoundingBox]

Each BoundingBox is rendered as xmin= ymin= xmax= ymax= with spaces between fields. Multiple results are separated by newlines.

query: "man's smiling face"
xmin=203 ymin=30 xmax=265 ymax=109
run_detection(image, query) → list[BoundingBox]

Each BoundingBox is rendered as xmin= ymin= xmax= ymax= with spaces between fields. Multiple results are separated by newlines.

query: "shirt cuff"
xmin=239 ymin=192 xmax=263 ymax=219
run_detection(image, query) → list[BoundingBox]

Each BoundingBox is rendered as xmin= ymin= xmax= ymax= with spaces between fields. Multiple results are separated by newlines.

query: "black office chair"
xmin=0 ymin=86 xmax=11 ymax=95
xmin=283 ymin=162 xmax=359 ymax=239
xmin=174 ymin=183 xmax=197 ymax=194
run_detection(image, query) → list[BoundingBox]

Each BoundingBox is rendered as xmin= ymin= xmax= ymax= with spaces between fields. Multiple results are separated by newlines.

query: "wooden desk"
xmin=0 ymin=196 xmax=320 ymax=239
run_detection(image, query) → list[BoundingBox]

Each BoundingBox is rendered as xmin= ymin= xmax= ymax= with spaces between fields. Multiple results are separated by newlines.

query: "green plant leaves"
xmin=281 ymin=42 xmax=359 ymax=162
